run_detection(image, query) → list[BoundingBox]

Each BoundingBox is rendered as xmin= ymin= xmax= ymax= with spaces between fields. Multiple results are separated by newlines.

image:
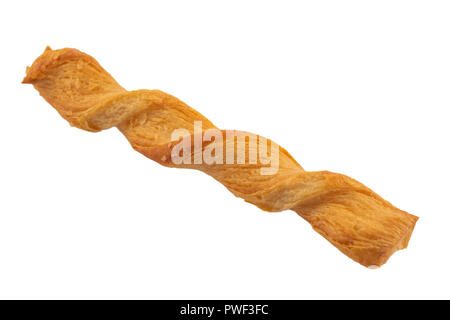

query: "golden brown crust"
xmin=23 ymin=47 xmax=418 ymax=267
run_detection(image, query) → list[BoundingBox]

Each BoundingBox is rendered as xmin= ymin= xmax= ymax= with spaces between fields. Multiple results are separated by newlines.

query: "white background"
xmin=1 ymin=0 xmax=449 ymax=299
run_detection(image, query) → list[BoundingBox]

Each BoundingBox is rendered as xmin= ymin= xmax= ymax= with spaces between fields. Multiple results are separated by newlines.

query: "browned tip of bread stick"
xmin=23 ymin=47 xmax=418 ymax=267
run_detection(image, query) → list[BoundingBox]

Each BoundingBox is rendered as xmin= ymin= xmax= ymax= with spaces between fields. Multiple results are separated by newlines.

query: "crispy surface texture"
xmin=23 ymin=47 xmax=418 ymax=267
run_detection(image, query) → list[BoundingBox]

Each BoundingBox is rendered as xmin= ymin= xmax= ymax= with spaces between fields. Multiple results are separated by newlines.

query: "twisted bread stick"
xmin=23 ymin=47 xmax=418 ymax=267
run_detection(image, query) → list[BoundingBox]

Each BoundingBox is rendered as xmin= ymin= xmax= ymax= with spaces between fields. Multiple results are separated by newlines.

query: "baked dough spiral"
xmin=23 ymin=47 xmax=418 ymax=267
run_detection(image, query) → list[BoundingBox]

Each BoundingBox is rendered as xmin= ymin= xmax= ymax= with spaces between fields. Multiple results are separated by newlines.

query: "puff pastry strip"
xmin=23 ymin=47 xmax=418 ymax=267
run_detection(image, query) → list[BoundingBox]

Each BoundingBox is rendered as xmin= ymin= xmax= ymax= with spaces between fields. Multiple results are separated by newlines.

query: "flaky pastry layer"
xmin=23 ymin=47 xmax=418 ymax=267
